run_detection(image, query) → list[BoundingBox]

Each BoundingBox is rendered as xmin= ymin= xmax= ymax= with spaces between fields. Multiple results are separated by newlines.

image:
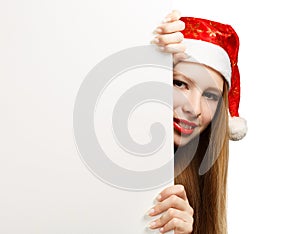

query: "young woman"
xmin=147 ymin=11 xmax=247 ymax=234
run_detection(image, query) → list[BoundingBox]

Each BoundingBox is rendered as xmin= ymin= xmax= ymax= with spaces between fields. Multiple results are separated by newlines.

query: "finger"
xmin=156 ymin=20 xmax=185 ymax=34
xmin=173 ymin=52 xmax=188 ymax=64
xmin=154 ymin=32 xmax=184 ymax=46
xmin=156 ymin=184 xmax=188 ymax=203
xmin=149 ymin=208 xmax=193 ymax=230
xmin=150 ymin=194 xmax=189 ymax=217
xmin=163 ymin=10 xmax=181 ymax=23
xmin=159 ymin=43 xmax=186 ymax=54
xmin=160 ymin=218 xmax=193 ymax=234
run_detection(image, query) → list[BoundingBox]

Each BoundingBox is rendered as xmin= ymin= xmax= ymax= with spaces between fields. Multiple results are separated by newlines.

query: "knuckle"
xmin=190 ymin=206 xmax=194 ymax=215
xmin=167 ymin=208 xmax=176 ymax=217
xmin=160 ymin=35 xmax=168 ymax=43
xmin=176 ymin=184 xmax=185 ymax=192
xmin=191 ymin=216 xmax=194 ymax=224
xmin=174 ymin=32 xmax=184 ymax=41
xmin=170 ymin=194 xmax=178 ymax=203
xmin=171 ymin=217 xmax=180 ymax=226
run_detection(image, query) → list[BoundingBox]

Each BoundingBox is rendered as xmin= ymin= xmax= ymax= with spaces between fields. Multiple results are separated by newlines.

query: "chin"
xmin=174 ymin=130 xmax=202 ymax=148
xmin=173 ymin=133 xmax=189 ymax=148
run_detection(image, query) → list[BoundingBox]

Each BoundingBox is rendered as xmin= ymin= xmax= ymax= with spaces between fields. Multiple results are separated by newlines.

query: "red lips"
xmin=173 ymin=118 xmax=198 ymax=135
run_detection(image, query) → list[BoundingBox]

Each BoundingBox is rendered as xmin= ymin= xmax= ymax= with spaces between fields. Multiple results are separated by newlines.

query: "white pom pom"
xmin=229 ymin=116 xmax=247 ymax=141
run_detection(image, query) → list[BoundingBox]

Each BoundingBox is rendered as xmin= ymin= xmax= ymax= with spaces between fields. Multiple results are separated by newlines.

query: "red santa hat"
xmin=179 ymin=17 xmax=247 ymax=141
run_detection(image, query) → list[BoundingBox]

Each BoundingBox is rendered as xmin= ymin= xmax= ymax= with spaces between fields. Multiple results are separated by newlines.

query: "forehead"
xmin=174 ymin=62 xmax=224 ymax=91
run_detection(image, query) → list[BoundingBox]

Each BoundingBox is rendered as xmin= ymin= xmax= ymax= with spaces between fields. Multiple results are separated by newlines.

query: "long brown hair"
xmin=174 ymin=83 xmax=229 ymax=234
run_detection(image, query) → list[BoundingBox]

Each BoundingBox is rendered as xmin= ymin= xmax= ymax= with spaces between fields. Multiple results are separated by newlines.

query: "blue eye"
xmin=173 ymin=80 xmax=187 ymax=88
xmin=203 ymin=92 xmax=220 ymax=101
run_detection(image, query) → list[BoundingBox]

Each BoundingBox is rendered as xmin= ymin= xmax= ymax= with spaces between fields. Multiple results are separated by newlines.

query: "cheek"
xmin=173 ymin=89 xmax=185 ymax=108
xmin=201 ymin=100 xmax=219 ymax=124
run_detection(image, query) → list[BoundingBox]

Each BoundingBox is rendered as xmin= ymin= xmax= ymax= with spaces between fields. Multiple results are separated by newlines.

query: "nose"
xmin=182 ymin=91 xmax=202 ymax=119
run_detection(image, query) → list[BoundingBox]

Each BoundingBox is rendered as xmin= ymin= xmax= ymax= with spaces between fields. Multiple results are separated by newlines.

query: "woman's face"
xmin=173 ymin=62 xmax=224 ymax=147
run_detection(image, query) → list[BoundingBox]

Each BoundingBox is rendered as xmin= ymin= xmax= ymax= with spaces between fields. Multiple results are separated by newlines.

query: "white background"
xmin=226 ymin=2 xmax=300 ymax=234
xmin=2 ymin=0 xmax=300 ymax=233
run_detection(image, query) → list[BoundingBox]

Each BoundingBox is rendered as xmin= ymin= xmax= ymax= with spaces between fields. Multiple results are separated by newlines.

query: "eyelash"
xmin=203 ymin=92 xmax=220 ymax=101
xmin=173 ymin=80 xmax=187 ymax=89
xmin=173 ymin=79 xmax=220 ymax=101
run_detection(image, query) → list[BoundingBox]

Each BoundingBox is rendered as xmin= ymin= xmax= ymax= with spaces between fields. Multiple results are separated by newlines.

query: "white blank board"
xmin=0 ymin=0 xmax=174 ymax=233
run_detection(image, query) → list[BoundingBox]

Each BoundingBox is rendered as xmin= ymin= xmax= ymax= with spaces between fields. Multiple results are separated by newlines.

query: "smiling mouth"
xmin=173 ymin=118 xmax=197 ymax=135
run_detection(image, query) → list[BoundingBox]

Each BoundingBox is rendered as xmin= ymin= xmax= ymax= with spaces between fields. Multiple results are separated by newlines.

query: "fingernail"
xmin=163 ymin=17 xmax=171 ymax=23
xmin=150 ymin=38 xmax=159 ymax=44
xmin=149 ymin=221 xmax=156 ymax=228
xmin=158 ymin=46 xmax=165 ymax=51
xmin=159 ymin=227 xmax=164 ymax=233
xmin=155 ymin=27 xmax=162 ymax=33
xmin=148 ymin=208 xmax=155 ymax=216
xmin=156 ymin=194 xmax=162 ymax=201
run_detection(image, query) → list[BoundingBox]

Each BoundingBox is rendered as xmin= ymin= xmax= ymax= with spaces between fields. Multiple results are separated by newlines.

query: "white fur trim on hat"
xmin=182 ymin=38 xmax=232 ymax=87
xmin=228 ymin=116 xmax=247 ymax=141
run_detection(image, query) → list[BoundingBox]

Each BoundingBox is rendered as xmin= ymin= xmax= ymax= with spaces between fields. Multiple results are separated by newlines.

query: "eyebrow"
xmin=173 ymin=71 xmax=223 ymax=93
xmin=206 ymin=87 xmax=223 ymax=93
xmin=173 ymin=71 xmax=194 ymax=84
